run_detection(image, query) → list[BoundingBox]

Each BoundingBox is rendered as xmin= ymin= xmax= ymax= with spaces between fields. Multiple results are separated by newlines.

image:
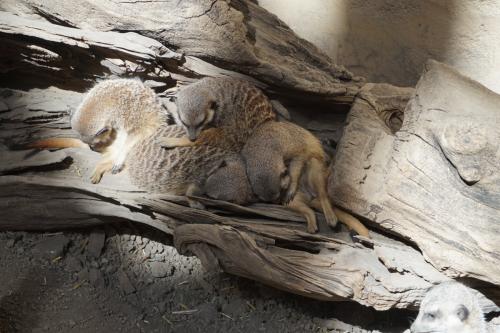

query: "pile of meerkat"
xmin=410 ymin=281 xmax=488 ymax=333
xmin=30 ymin=77 xmax=369 ymax=237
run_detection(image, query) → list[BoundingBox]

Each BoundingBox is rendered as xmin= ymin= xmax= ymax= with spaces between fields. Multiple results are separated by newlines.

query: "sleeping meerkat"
xmin=204 ymin=151 xmax=369 ymax=236
xmin=410 ymin=281 xmax=487 ymax=333
xmin=70 ymin=79 xmax=167 ymax=183
xmin=159 ymin=77 xmax=276 ymax=151
xmin=241 ymin=120 xmax=338 ymax=233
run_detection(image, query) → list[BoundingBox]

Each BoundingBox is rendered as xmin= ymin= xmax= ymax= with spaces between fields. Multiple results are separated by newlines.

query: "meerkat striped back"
xmin=127 ymin=125 xmax=227 ymax=195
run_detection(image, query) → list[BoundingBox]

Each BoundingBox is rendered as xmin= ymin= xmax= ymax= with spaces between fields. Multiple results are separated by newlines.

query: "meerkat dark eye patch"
xmin=95 ymin=127 xmax=110 ymax=137
xmin=456 ymin=304 xmax=469 ymax=321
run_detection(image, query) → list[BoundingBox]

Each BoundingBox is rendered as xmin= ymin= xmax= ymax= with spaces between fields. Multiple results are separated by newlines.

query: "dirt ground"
xmin=0 ymin=225 xmax=413 ymax=333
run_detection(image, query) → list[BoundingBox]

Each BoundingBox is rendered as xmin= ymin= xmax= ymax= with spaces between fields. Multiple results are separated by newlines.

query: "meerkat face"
xmin=252 ymin=162 xmax=287 ymax=203
xmin=410 ymin=282 xmax=483 ymax=333
xmin=82 ymin=126 xmax=116 ymax=153
xmin=411 ymin=303 xmax=472 ymax=333
xmin=174 ymin=88 xmax=216 ymax=141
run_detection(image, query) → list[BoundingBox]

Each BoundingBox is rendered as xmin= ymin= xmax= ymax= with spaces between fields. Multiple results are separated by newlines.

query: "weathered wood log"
xmin=329 ymin=60 xmax=500 ymax=286
xmin=1 ymin=85 xmax=498 ymax=313
xmin=0 ymin=1 xmax=498 ymax=316
xmin=0 ymin=0 xmax=362 ymax=102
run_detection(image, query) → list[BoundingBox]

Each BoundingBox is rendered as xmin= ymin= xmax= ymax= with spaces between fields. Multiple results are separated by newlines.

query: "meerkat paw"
xmin=111 ymin=163 xmax=124 ymax=174
xmin=90 ymin=170 xmax=104 ymax=184
xmin=325 ymin=211 xmax=339 ymax=228
xmin=282 ymin=187 xmax=298 ymax=205
xmin=307 ymin=221 xmax=319 ymax=234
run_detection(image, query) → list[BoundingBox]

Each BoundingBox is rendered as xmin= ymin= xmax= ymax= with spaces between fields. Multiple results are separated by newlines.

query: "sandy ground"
xmin=0 ymin=225 xmax=413 ymax=333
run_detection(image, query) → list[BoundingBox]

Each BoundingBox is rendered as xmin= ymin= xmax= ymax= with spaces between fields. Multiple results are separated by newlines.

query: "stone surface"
xmin=32 ymin=235 xmax=70 ymax=259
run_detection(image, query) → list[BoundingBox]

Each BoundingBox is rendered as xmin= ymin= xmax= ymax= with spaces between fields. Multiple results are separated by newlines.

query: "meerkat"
xmin=159 ymin=77 xmax=276 ymax=151
xmin=203 ymin=153 xmax=369 ymax=236
xmin=125 ymin=125 xmax=241 ymax=208
xmin=69 ymin=79 xmax=168 ymax=184
xmin=410 ymin=281 xmax=487 ymax=333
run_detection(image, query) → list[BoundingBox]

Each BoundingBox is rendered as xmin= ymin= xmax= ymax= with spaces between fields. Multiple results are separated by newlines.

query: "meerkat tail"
xmin=25 ymin=138 xmax=88 ymax=149
xmin=332 ymin=207 xmax=370 ymax=238
xmin=307 ymin=158 xmax=338 ymax=227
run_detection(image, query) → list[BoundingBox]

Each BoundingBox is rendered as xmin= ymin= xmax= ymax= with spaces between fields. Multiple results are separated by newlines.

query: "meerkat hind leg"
xmin=157 ymin=136 xmax=195 ymax=149
xmin=287 ymin=192 xmax=318 ymax=233
xmin=310 ymin=199 xmax=370 ymax=238
xmin=306 ymin=158 xmax=338 ymax=227
xmin=282 ymin=157 xmax=305 ymax=204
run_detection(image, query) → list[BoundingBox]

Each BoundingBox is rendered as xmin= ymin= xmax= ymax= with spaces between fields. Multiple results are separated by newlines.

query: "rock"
xmin=89 ymin=268 xmax=105 ymax=287
xmin=118 ymin=270 xmax=135 ymax=295
xmin=87 ymin=229 xmax=105 ymax=258
xmin=150 ymin=261 xmax=169 ymax=278
xmin=32 ymin=235 xmax=70 ymax=259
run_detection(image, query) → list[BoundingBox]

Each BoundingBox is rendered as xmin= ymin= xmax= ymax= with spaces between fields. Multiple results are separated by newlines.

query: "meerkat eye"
xmin=456 ymin=305 xmax=469 ymax=321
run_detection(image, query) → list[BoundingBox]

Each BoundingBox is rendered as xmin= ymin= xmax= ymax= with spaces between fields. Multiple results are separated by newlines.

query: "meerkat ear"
xmin=456 ymin=305 xmax=469 ymax=322
xmin=205 ymin=108 xmax=215 ymax=124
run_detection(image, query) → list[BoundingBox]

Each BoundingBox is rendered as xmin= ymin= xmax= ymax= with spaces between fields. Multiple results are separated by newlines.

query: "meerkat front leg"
xmin=158 ymin=136 xmax=196 ymax=149
xmin=282 ymin=157 xmax=305 ymax=204
xmin=287 ymin=192 xmax=318 ymax=233
xmin=185 ymin=183 xmax=206 ymax=210
xmin=109 ymin=132 xmax=141 ymax=174
xmin=90 ymin=156 xmax=114 ymax=184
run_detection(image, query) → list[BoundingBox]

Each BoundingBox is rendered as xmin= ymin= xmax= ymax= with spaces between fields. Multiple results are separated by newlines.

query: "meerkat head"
xmin=205 ymin=156 xmax=254 ymax=205
xmin=71 ymin=106 xmax=116 ymax=153
xmin=250 ymin=160 xmax=288 ymax=203
xmin=173 ymin=85 xmax=216 ymax=142
xmin=410 ymin=282 xmax=486 ymax=333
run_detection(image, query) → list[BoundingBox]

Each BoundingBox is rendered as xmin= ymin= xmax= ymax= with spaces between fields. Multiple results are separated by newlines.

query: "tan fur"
xmin=70 ymin=79 xmax=168 ymax=183
xmin=242 ymin=121 xmax=369 ymax=236
xmin=25 ymin=138 xmax=89 ymax=149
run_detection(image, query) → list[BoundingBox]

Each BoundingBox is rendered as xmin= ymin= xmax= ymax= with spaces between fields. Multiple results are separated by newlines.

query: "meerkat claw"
xmin=111 ymin=163 xmax=124 ymax=174
xmin=90 ymin=171 xmax=103 ymax=184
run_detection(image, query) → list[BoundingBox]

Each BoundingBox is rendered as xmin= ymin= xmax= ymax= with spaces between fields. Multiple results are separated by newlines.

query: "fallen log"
xmin=329 ymin=60 xmax=500 ymax=286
